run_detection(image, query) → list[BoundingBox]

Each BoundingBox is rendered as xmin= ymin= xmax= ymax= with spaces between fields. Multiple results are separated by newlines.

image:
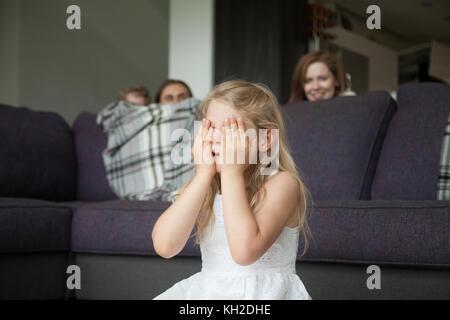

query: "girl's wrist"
xmin=220 ymin=169 xmax=245 ymax=180
xmin=194 ymin=170 xmax=215 ymax=183
xmin=220 ymin=163 xmax=246 ymax=176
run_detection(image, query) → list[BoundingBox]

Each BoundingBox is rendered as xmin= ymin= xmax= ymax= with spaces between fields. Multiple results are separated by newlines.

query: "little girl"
xmin=152 ymin=80 xmax=312 ymax=300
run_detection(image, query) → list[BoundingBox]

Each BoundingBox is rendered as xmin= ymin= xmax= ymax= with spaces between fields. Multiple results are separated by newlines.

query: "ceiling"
xmin=334 ymin=0 xmax=450 ymax=45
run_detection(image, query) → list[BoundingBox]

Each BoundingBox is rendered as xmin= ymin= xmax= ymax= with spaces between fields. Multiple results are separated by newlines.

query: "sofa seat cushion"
xmin=282 ymin=91 xmax=397 ymax=200
xmin=372 ymin=83 xmax=450 ymax=200
xmin=0 ymin=198 xmax=72 ymax=253
xmin=71 ymin=200 xmax=201 ymax=256
xmin=73 ymin=112 xmax=117 ymax=201
xmin=0 ymin=104 xmax=76 ymax=201
xmin=300 ymin=200 xmax=450 ymax=269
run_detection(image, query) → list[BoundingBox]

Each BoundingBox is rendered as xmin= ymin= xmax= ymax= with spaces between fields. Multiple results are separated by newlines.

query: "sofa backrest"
xmin=73 ymin=112 xmax=118 ymax=201
xmin=282 ymin=91 xmax=397 ymax=200
xmin=372 ymin=83 xmax=450 ymax=200
xmin=0 ymin=104 xmax=76 ymax=201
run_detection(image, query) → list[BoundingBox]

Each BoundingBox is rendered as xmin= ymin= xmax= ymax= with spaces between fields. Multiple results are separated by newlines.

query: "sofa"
xmin=0 ymin=82 xmax=449 ymax=300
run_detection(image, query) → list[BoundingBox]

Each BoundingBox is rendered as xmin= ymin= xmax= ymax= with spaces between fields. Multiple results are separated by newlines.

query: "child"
xmin=117 ymin=85 xmax=151 ymax=105
xmin=152 ymin=80 xmax=312 ymax=300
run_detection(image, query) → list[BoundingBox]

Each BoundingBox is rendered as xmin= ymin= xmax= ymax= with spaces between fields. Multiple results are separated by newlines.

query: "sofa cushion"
xmin=372 ymin=83 xmax=450 ymax=200
xmin=0 ymin=104 xmax=76 ymax=201
xmin=71 ymin=200 xmax=200 ymax=256
xmin=299 ymin=200 xmax=450 ymax=269
xmin=0 ymin=198 xmax=72 ymax=253
xmin=282 ymin=91 xmax=397 ymax=200
xmin=73 ymin=112 xmax=118 ymax=201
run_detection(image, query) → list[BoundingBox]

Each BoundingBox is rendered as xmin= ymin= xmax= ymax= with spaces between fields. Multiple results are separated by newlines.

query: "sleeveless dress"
xmin=154 ymin=185 xmax=311 ymax=300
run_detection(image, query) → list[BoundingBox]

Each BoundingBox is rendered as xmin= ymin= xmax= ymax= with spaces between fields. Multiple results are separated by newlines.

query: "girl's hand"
xmin=219 ymin=116 xmax=249 ymax=176
xmin=192 ymin=118 xmax=216 ymax=179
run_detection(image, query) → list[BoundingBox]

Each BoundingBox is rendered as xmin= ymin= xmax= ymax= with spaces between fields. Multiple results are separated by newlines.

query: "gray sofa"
xmin=1 ymin=82 xmax=449 ymax=300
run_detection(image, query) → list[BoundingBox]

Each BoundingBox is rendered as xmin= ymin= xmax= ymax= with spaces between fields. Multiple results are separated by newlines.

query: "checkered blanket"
xmin=437 ymin=112 xmax=450 ymax=200
xmin=97 ymin=98 xmax=200 ymax=202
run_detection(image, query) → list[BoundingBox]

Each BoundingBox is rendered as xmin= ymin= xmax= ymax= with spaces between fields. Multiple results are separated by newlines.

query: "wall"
xmin=0 ymin=0 xmax=169 ymax=125
xmin=0 ymin=0 xmax=20 ymax=106
xmin=429 ymin=41 xmax=450 ymax=83
xmin=330 ymin=26 xmax=398 ymax=92
xmin=168 ymin=0 xmax=214 ymax=100
xmin=335 ymin=4 xmax=413 ymax=51
xmin=214 ymin=0 xmax=308 ymax=104
xmin=312 ymin=0 xmax=413 ymax=51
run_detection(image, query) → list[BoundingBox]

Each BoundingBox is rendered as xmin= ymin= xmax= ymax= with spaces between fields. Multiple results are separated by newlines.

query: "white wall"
xmin=430 ymin=41 xmax=450 ymax=83
xmin=169 ymin=0 xmax=214 ymax=99
xmin=330 ymin=26 xmax=398 ymax=92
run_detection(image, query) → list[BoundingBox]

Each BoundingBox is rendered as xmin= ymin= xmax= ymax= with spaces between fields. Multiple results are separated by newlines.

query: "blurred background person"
xmin=117 ymin=85 xmax=151 ymax=105
xmin=288 ymin=50 xmax=352 ymax=103
xmin=155 ymin=79 xmax=193 ymax=104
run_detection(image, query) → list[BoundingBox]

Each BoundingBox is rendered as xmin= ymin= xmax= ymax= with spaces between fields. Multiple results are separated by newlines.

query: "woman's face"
xmin=160 ymin=83 xmax=190 ymax=104
xmin=303 ymin=62 xmax=338 ymax=101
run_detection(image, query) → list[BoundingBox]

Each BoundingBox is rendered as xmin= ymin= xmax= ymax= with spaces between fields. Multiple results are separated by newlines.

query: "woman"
xmin=155 ymin=79 xmax=193 ymax=104
xmin=288 ymin=50 xmax=349 ymax=103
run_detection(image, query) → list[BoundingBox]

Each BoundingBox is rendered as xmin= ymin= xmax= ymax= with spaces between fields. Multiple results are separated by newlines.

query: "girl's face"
xmin=205 ymin=100 xmax=254 ymax=173
xmin=303 ymin=62 xmax=338 ymax=101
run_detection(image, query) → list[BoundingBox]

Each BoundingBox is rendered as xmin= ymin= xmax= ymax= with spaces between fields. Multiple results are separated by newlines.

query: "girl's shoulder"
xmin=267 ymin=170 xmax=299 ymax=183
xmin=256 ymin=170 xmax=301 ymax=228
xmin=265 ymin=170 xmax=300 ymax=197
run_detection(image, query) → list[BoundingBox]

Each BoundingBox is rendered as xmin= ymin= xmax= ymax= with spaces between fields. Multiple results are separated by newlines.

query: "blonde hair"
xmin=179 ymin=80 xmax=313 ymax=254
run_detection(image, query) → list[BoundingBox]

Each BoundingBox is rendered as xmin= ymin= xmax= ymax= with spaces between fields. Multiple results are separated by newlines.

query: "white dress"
xmin=154 ymin=193 xmax=312 ymax=300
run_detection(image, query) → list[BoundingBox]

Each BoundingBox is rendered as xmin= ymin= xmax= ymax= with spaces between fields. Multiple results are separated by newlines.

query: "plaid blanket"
xmin=437 ymin=112 xmax=450 ymax=200
xmin=97 ymin=98 xmax=200 ymax=202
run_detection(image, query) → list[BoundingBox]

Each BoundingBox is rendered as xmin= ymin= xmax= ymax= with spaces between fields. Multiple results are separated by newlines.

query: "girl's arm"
xmin=220 ymin=116 xmax=300 ymax=266
xmin=152 ymin=119 xmax=215 ymax=259
xmin=221 ymin=170 xmax=300 ymax=266
xmin=152 ymin=172 xmax=213 ymax=258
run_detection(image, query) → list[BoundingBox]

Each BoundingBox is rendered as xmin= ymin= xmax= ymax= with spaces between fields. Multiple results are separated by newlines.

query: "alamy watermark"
xmin=366 ymin=5 xmax=381 ymax=30
xmin=171 ymin=121 xmax=280 ymax=175
xmin=366 ymin=265 xmax=381 ymax=290
xmin=66 ymin=5 xmax=81 ymax=30
xmin=66 ymin=265 xmax=81 ymax=290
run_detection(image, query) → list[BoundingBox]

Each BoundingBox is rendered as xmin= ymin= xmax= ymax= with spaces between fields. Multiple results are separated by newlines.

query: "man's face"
xmin=160 ymin=84 xmax=190 ymax=104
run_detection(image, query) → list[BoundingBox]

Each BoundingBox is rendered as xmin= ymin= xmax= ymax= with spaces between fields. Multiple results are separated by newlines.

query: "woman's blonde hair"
xmin=179 ymin=80 xmax=312 ymax=254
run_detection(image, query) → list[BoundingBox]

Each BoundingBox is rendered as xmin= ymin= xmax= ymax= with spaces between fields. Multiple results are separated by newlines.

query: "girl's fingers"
xmin=237 ymin=117 xmax=246 ymax=139
xmin=219 ymin=116 xmax=248 ymax=165
xmin=199 ymin=118 xmax=205 ymax=137
xmin=227 ymin=117 xmax=238 ymax=141
xmin=202 ymin=118 xmax=210 ymax=130
xmin=205 ymin=127 xmax=214 ymax=142
xmin=230 ymin=117 xmax=238 ymax=131
xmin=237 ymin=116 xmax=244 ymax=126
xmin=237 ymin=117 xmax=244 ymax=131
xmin=201 ymin=119 xmax=211 ymax=139
xmin=220 ymin=127 xmax=226 ymax=164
